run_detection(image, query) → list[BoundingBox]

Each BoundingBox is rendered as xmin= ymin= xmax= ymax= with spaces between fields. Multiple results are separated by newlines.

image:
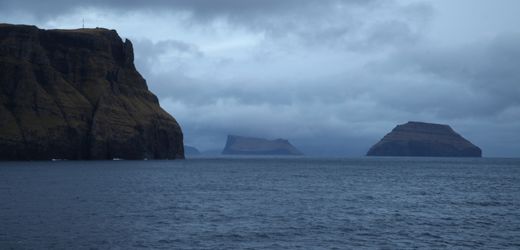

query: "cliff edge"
xmin=0 ymin=23 xmax=184 ymax=160
xmin=367 ymin=121 xmax=481 ymax=157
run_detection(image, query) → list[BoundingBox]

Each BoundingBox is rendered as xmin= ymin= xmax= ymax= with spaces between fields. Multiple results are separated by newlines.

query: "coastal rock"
xmin=222 ymin=135 xmax=303 ymax=155
xmin=184 ymin=145 xmax=201 ymax=156
xmin=367 ymin=121 xmax=481 ymax=157
xmin=0 ymin=23 xmax=184 ymax=160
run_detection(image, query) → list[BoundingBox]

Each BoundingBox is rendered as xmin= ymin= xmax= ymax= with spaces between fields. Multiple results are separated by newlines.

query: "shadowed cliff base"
xmin=0 ymin=23 xmax=184 ymax=160
xmin=367 ymin=121 xmax=482 ymax=157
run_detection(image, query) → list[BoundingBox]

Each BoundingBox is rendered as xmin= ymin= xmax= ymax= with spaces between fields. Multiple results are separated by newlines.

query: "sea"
xmin=1 ymin=157 xmax=519 ymax=249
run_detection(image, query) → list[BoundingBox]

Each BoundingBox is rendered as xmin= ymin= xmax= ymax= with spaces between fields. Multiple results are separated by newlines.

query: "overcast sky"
xmin=1 ymin=0 xmax=519 ymax=156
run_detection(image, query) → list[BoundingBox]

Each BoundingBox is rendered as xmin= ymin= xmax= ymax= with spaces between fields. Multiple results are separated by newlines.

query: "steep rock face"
xmin=222 ymin=135 xmax=303 ymax=155
xmin=0 ymin=23 xmax=184 ymax=160
xmin=367 ymin=121 xmax=481 ymax=157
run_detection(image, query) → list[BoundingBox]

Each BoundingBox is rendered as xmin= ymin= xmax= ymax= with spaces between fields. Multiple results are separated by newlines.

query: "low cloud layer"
xmin=1 ymin=0 xmax=519 ymax=156
xmin=1 ymin=0 xmax=378 ymax=20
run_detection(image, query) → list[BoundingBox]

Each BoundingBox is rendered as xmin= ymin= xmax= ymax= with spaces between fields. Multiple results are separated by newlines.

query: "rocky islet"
xmin=222 ymin=135 xmax=303 ymax=155
xmin=367 ymin=121 xmax=482 ymax=157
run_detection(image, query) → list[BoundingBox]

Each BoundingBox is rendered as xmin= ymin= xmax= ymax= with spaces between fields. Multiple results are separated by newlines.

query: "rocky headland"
xmin=367 ymin=121 xmax=481 ymax=157
xmin=222 ymin=135 xmax=303 ymax=155
xmin=0 ymin=23 xmax=184 ymax=160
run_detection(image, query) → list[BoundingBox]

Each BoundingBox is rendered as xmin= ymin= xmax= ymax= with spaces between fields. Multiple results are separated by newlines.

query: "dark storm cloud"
xmin=0 ymin=0 xmax=379 ymax=20
xmin=0 ymin=0 xmax=396 ymax=49
xmin=1 ymin=0 xmax=432 ymax=52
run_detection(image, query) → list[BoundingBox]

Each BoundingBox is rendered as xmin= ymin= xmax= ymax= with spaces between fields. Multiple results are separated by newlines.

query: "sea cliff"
xmin=0 ymin=24 xmax=184 ymax=160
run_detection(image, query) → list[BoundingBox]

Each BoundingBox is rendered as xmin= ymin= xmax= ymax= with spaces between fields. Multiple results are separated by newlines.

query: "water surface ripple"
xmin=1 ymin=157 xmax=519 ymax=249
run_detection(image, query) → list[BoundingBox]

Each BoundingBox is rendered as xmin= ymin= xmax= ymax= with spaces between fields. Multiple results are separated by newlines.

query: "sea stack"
xmin=367 ymin=121 xmax=481 ymax=157
xmin=0 ymin=24 xmax=184 ymax=160
xmin=222 ymin=135 xmax=303 ymax=155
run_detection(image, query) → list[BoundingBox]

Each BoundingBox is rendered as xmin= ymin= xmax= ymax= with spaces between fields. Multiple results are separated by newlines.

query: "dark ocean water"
xmin=1 ymin=157 xmax=519 ymax=249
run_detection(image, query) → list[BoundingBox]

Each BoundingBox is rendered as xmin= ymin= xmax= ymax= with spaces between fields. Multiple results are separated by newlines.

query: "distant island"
xmin=367 ymin=121 xmax=482 ymax=157
xmin=184 ymin=145 xmax=201 ymax=156
xmin=222 ymin=135 xmax=303 ymax=155
xmin=0 ymin=24 xmax=184 ymax=160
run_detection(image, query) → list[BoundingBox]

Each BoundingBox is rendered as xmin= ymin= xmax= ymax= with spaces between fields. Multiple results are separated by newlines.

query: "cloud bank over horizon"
xmin=1 ymin=0 xmax=519 ymax=156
